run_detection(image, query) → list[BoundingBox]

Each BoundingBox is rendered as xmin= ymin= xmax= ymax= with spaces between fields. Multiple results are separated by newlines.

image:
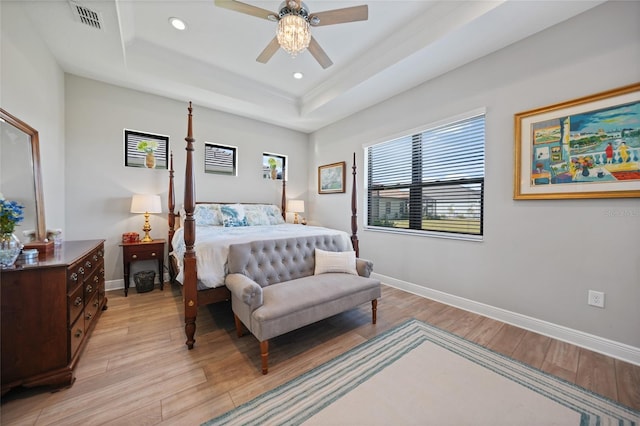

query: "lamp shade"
xmin=130 ymin=194 xmax=162 ymax=214
xmin=288 ymin=199 xmax=305 ymax=213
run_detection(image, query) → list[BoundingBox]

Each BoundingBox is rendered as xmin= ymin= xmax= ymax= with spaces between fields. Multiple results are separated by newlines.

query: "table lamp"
xmin=288 ymin=199 xmax=305 ymax=224
xmin=130 ymin=194 xmax=162 ymax=242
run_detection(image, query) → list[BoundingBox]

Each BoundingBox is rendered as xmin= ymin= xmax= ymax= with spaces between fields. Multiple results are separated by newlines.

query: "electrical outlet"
xmin=588 ymin=290 xmax=605 ymax=308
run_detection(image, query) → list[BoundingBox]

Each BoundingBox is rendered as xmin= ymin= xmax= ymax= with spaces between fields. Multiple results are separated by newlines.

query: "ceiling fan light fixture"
xmin=277 ymin=14 xmax=310 ymax=57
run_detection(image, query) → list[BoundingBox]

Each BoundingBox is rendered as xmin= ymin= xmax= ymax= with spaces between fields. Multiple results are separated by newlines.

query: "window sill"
xmin=364 ymin=225 xmax=483 ymax=242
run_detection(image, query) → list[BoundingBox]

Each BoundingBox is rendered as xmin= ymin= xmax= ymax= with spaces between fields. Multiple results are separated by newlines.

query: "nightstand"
xmin=121 ymin=239 xmax=165 ymax=297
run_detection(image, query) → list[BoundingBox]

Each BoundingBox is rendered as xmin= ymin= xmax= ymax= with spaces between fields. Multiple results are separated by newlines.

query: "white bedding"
xmin=171 ymin=224 xmax=351 ymax=289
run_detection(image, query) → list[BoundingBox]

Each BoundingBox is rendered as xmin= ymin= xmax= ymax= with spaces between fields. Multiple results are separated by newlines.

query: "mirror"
xmin=0 ymin=108 xmax=46 ymax=244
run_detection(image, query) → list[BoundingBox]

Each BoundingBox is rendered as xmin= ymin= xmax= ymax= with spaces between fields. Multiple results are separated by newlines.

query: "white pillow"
xmin=314 ymin=249 xmax=358 ymax=275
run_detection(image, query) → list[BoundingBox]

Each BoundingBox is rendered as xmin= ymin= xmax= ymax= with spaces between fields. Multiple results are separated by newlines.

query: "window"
xmin=365 ymin=111 xmax=485 ymax=239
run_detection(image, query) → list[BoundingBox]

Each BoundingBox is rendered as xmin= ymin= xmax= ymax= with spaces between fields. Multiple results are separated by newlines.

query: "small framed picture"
xmin=318 ymin=161 xmax=346 ymax=194
xmin=124 ymin=129 xmax=169 ymax=169
xmin=205 ymin=143 xmax=237 ymax=176
xmin=263 ymin=152 xmax=287 ymax=180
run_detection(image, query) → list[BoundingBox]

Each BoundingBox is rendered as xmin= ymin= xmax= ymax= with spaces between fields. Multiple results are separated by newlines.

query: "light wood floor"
xmin=2 ymin=284 xmax=639 ymax=425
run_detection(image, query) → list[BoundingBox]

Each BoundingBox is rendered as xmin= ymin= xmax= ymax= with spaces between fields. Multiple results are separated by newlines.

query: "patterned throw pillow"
xmin=221 ymin=204 xmax=248 ymax=227
xmin=244 ymin=205 xmax=271 ymax=226
xmin=193 ymin=204 xmax=223 ymax=226
xmin=264 ymin=205 xmax=285 ymax=225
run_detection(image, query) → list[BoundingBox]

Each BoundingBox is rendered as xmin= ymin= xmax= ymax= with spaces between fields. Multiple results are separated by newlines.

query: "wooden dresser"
xmin=1 ymin=240 xmax=107 ymax=396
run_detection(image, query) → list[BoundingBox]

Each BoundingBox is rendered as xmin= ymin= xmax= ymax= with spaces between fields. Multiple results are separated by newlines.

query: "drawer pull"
xmin=86 ymin=312 xmax=93 ymax=320
xmin=85 ymin=261 xmax=92 ymax=269
xmin=93 ymin=254 xmax=99 ymax=262
xmin=151 ymin=252 xmax=156 ymax=257
xmin=132 ymin=254 xmax=137 ymax=259
xmin=93 ymin=275 xmax=99 ymax=283
xmin=86 ymin=284 xmax=93 ymax=294
xmin=78 ymin=267 xmax=85 ymax=275
xmin=70 ymin=273 xmax=78 ymax=282
xmin=74 ymin=296 xmax=83 ymax=307
xmin=93 ymin=299 xmax=100 ymax=308
xmin=75 ymin=329 xmax=83 ymax=338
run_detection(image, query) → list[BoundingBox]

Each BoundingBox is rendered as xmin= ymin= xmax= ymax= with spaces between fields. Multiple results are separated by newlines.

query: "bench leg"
xmin=371 ymin=299 xmax=378 ymax=324
xmin=260 ymin=340 xmax=269 ymax=375
xmin=234 ymin=314 xmax=245 ymax=338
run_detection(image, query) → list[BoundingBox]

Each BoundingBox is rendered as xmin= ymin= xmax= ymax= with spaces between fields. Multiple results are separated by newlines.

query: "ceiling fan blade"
xmin=308 ymin=36 xmax=333 ymax=69
xmin=214 ymin=0 xmax=276 ymax=20
xmin=309 ymin=5 xmax=368 ymax=26
xmin=256 ymin=37 xmax=280 ymax=64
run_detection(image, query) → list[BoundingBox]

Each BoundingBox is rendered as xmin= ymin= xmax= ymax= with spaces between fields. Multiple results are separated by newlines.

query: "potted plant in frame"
xmin=137 ymin=140 xmax=158 ymax=168
xmin=268 ymin=157 xmax=278 ymax=180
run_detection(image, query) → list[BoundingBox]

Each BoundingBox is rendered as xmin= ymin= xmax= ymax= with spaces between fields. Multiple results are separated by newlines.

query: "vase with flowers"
xmin=137 ymin=140 xmax=158 ymax=169
xmin=0 ymin=193 xmax=24 ymax=268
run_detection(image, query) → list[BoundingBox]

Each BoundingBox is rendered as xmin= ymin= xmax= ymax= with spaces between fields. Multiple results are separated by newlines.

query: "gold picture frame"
xmin=318 ymin=161 xmax=346 ymax=194
xmin=514 ymin=83 xmax=640 ymax=199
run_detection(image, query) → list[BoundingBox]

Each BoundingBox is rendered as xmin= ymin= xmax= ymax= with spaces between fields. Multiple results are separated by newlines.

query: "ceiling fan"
xmin=214 ymin=0 xmax=368 ymax=69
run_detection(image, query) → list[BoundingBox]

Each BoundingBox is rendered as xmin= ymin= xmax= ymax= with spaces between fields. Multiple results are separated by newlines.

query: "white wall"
xmin=0 ymin=2 xmax=66 ymax=232
xmin=64 ymin=75 xmax=308 ymax=284
xmin=309 ymin=2 xmax=640 ymax=349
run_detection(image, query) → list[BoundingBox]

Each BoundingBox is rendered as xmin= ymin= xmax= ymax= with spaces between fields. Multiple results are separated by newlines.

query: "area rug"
xmin=203 ymin=319 xmax=640 ymax=426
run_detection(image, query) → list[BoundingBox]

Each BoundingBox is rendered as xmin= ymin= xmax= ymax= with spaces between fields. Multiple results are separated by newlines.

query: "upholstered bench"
xmin=225 ymin=235 xmax=381 ymax=374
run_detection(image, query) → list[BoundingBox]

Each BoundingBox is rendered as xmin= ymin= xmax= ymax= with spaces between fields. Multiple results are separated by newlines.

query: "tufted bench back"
xmin=227 ymin=235 xmax=352 ymax=288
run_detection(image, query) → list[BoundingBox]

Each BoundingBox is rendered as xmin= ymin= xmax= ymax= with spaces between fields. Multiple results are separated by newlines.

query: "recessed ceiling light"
xmin=169 ymin=17 xmax=186 ymax=31
xmin=293 ymin=72 xmax=304 ymax=80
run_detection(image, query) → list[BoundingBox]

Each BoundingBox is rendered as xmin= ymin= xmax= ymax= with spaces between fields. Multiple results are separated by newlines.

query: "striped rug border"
xmin=203 ymin=319 xmax=640 ymax=426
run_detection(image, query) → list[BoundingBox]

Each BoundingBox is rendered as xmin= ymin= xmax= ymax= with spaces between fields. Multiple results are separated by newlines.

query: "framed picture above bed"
xmin=124 ymin=129 xmax=169 ymax=170
xmin=318 ymin=161 xmax=346 ymax=194
xmin=263 ymin=152 xmax=287 ymax=180
xmin=205 ymin=143 xmax=237 ymax=176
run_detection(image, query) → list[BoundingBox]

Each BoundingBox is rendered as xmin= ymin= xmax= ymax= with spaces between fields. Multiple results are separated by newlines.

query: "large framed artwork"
xmin=514 ymin=83 xmax=640 ymax=199
xmin=124 ymin=129 xmax=169 ymax=169
xmin=318 ymin=161 xmax=346 ymax=194
xmin=205 ymin=143 xmax=237 ymax=176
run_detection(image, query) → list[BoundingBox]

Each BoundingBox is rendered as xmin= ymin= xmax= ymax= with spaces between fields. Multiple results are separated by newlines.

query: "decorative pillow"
xmin=264 ymin=204 xmax=285 ymax=225
xmin=221 ymin=204 xmax=248 ymax=227
xmin=314 ymin=249 xmax=358 ymax=275
xmin=244 ymin=205 xmax=271 ymax=226
xmin=193 ymin=204 xmax=223 ymax=226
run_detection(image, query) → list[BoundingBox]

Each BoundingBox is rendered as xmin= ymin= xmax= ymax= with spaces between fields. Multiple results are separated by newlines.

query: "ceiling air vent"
xmin=69 ymin=1 xmax=102 ymax=30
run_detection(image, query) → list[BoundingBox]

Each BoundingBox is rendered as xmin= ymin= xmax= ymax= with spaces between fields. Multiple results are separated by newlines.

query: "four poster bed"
xmin=168 ymin=103 xmax=361 ymax=349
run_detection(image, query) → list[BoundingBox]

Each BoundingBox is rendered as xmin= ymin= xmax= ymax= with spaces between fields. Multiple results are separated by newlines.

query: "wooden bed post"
xmin=281 ymin=166 xmax=287 ymax=221
xmin=351 ymin=152 xmax=359 ymax=257
xmin=168 ymin=151 xmax=175 ymax=252
xmin=183 ymin=102 xmax=198 ymax=349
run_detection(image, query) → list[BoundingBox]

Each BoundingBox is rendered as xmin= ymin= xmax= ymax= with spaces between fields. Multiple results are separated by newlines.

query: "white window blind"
xmin=366 ymin=113 xmax=485 ymax=237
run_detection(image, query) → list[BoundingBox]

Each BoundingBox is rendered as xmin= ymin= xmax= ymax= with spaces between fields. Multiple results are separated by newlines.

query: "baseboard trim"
xmin=374 ymin=273 xmax=640 ymax=366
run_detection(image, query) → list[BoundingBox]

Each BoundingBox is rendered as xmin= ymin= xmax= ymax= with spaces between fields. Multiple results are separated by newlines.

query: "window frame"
xmin=363 ymin=108 xmax=486 ymax=242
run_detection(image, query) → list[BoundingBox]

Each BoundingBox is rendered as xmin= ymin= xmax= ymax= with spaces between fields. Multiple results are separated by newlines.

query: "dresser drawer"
xmin=68 ymin=283 xmax=84 ymax=325
xmin=84 ymin=269 xmax=101 ymax=299
xmin=123 ymin=243 xmax=163 ymax=262
xmin=84 ymin=291 xmax=100 ymax=330
xmin=67 ymin=264 xmax=84 ymax=291
xmin=69 ymin=315 xmax=86 ymax=357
